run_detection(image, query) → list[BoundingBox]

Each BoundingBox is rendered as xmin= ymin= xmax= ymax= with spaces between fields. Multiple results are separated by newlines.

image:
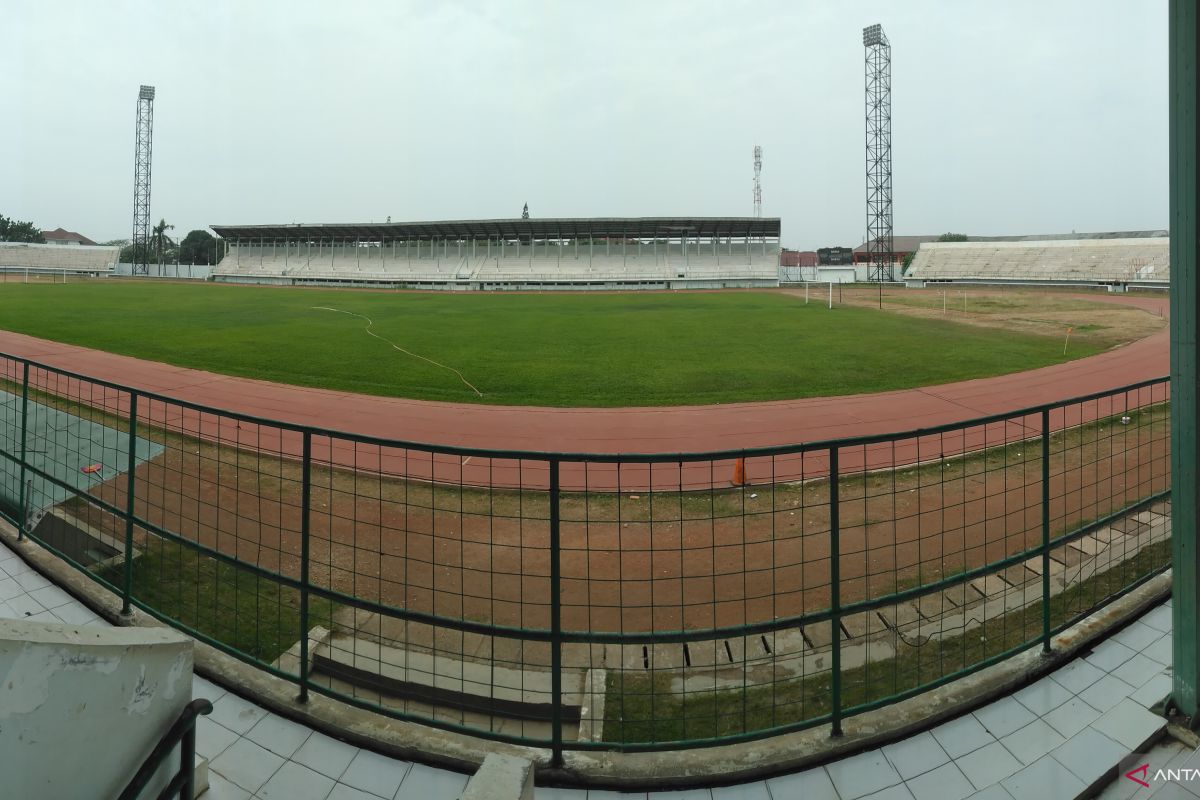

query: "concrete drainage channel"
xmin=265 ymin=499 xmax=1172 ymax=748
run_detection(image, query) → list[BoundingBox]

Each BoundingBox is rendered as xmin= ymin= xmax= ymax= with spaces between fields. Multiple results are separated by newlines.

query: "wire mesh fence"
xmin=0 ymin=351 xmax=1172 ymax=762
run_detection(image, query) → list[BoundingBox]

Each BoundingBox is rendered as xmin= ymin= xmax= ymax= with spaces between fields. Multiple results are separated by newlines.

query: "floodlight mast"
xmin=863 ymin=24 xmax=893 ymax=285
xmin=132 ymin=85 xmax=155 ymax=276
xmin=753 ymin=145 xmax=763 ymax=218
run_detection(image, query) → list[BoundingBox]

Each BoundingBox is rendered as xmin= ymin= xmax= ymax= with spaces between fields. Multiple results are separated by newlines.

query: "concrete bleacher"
xmin=0 ymin=243 xmax=117 ymax=275
xmin=211 ymin=238 xmax=780 ymax=290
xmin=905 ymin=237 xmax=1169 ymax=289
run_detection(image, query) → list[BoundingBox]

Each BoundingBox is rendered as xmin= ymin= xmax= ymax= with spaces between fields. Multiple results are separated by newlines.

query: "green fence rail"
xmin=0 ymin=351 xmax=1172 ymax=766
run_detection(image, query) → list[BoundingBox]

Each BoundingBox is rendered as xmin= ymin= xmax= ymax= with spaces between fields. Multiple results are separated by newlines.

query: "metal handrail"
xmin=117 ymin=698 xmax=213 ymax=800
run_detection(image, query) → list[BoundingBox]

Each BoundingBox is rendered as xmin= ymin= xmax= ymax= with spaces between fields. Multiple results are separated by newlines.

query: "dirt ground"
xmin=65 ymin=394 xmax=1168 ymax=643
xmin=827 ymin=285 xmax=1166 ymax=349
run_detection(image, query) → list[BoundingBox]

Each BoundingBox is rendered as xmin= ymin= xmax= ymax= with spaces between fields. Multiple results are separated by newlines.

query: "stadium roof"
xmin=210 ymin=217 xmax=781 ymax=241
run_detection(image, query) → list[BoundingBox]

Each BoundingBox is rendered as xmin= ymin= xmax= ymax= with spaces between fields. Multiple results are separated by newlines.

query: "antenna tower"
xmin=132 ymin=85 xmax=155 ymax=276
xmin=863 ymin=24 xmax=893 ymax=282
xmin=753 ymin=145 xmax=763 ymax=218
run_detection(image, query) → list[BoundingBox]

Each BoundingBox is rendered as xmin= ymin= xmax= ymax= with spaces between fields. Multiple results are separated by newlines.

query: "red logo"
xmin=1125 ymin=763 xmax=1150 ymax=788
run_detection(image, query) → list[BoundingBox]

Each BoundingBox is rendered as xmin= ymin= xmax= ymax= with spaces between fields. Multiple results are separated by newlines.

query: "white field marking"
xmin=463 ymin=456 xmax=473 ymax=465
xmin=311 ymin=306 xmax=483 ymax=396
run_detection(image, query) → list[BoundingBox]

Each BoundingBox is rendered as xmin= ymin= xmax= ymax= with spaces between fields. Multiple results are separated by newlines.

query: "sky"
xmin=2 ymin=1 xmax=1168 ymax=250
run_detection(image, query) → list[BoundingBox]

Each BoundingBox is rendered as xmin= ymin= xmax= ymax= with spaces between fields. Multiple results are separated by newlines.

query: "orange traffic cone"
xmin=732 ymin=457 xmax=747 ymax=486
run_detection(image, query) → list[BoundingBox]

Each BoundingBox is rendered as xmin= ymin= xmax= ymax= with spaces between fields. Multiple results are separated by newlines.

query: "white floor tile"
xmin=1079 ymin=674 xmax=1137 ymax=712
xmin=340 ymin=748 xmax=412 ymax=799
xmin=394 ymin=763 xmax=469 ymax=800
xmin=52 ymin=602 xmax=102 ymax=625
xmin=293 ymin=731 xmax=360 ymax=781
xmin=1013 ymin=676 xmax=1074 ymax=716
xmin=1051 ymin=728 xmax=1128 ymax=787
xmin=246 ymin=713 xmax=313 ymax=758
xmin=901 ymin=761 xmax=974 ymax=800
xmin=710 ymin=782 xmax=770 ymax=800
xmin=955 ymin=740 xmax=1023 ymax=789
xmin=1113 ymin=653 xmax=1165 ymax=688
xmin=328 ymin=784 xmax=384 ymax=800
xmin=930 ymin=714 xmax=995 ymax=760
xmin=208 ymin=690 xmax=269 ymax=735
xmin=824 ymin=749 xmax=901 ymax=800
xmin=29 ymin=584 xmax=74 ymax=610
xmin=1052 ymin=658 xmax=1107 ymax=695
xmin=1042 ymin=696 xmax=1103 ymax=739
xmin=257 ymin=761 xmax=336 ymax=800
xmin=1114 ymin=621 xmax=1165 ymax=651
xmin=1001 ymin=754 xmax=1086 ymax=799
xmin=12 ymin=569 xmax=51 ymax=592
xmin=195 ymin=718 xmax=241 ymax=761
xmin=1092 ymin=698 xmax=1166 ymax=751
xmin=1085 ymin=638 xmax=1139 ymax=673
xmin=210 ymin=737 xmax=285 ymax=794
xmin=998 ymin=718 xmax=1065 ymax=766
xmin=1145 ymin=635 xmax=1173 ymax=666
xmin=882 ymin=730 xmax=950 ymax=781
xmin=973 ymin=697 xmax=1037 ymax=739
xmin=765 ymin=767 xmax=838 ymax=800
xmin=5 ymin=592 xmax=46 ymax=617
xmin=200 ymin=770 xmax=252 ymax=800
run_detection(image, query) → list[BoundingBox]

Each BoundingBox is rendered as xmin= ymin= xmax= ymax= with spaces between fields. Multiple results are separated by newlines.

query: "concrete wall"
xmin=0 ymin=619 xmax=194 ymax=800
xmin=113 ymin=262 xmax=212 ymax=280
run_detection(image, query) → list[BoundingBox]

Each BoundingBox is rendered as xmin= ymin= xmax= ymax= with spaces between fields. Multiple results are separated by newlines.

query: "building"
xmin=779 ymin=249 xmax=817 ymax=267
xmin=41 ymin=227 xmax=99 ymax=246
xmin=852 ymin=234 xmax=940 ymax=265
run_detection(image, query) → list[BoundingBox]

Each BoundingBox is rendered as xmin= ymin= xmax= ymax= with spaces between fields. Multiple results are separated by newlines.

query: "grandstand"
xmin=0 ymin=242 xmax=117 ymax=277
xmin=904 ymin=232 xmax=1169 ymax=290
xmin=209 ymin=217 xmax=781 ymax=290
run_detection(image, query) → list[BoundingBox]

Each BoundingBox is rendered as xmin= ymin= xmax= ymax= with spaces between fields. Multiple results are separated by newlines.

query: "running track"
xmin=0 ymin=293 xmax=1170 ymax=490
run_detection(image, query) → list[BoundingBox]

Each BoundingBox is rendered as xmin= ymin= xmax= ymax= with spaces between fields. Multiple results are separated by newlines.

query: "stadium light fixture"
xmin=863 ymin=24 xmax=883 ymax=47
xmin=139 ymin=85 xmax=155 ymax=100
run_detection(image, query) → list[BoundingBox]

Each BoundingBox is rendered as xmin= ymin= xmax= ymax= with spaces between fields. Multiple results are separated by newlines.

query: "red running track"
xmin=0 ymin=293 xmax=1169 ymax=490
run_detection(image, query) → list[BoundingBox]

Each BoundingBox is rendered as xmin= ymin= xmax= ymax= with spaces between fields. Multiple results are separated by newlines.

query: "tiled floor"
xmin=0 ymin=537 xmax=1187 ymax=799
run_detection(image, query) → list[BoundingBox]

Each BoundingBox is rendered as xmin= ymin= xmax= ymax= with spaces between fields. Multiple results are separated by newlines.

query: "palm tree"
xmin=152 ymin=219 xmax=174 ymax=265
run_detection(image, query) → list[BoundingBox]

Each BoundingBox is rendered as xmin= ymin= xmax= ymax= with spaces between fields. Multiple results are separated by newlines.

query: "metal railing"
xmin=0 ymin=351 xmax=1172 ymax=765
xmin=118 ymin=698 xmax=213 ymax=800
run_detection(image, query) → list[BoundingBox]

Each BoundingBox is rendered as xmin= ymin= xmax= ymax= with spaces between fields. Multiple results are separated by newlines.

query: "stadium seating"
xmin=211 ymin=238 xmax=780 ymax=289
xmin=0 ymin=243 xmax=117 ymax=273
xmin=905 ymin=238 xmax=1169 ymax=288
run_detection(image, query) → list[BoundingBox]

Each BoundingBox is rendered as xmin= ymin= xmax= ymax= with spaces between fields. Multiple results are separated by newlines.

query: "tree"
xmin=0 ymin=215 xmax=45 ymax=243
xmin=522 ymin=203 xmax=529 ymax=219
xmin=937 ymin=233 xmax=968 ymax=242
xmin=152 ymin=218 xmax=175 ymax=264
xmin=178 ymin=229 xmax=220 ymax=265
xmin=901 ymin=252 xmax=915 ymax=275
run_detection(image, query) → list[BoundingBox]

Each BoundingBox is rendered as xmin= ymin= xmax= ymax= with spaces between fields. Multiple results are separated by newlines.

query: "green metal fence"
xmin=0 ymin=351 xmax=1172 ymax=765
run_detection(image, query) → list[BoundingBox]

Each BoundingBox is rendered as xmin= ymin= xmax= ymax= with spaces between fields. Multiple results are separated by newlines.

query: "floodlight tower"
xmin=753 ymin=145 xmax=763 ymax=218
xmin=863 ymin=24 xmax=893 ymax=283
xmin=132 ymin=85 xmax=155 ymax=276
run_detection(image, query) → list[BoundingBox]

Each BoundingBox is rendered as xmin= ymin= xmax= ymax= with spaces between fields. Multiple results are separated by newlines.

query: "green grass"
xmin=604 ymin=538 xmax=1171 ymax=745
xmin=0 ymin=282 xmax=1107 ymax=407
xmin=99 ymin=535 xmax=335 ymax=665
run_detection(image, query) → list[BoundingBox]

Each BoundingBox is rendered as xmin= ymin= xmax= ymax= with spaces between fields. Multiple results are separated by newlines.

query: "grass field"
xmin=0 ymin=282 xmax=1132 ymax=406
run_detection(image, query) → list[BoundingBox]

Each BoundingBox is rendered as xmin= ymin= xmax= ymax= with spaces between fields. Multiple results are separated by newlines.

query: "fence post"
xmin=121 ymin=393 xmax=140 ymax=616
xmin=16 ymin=362 xmax=30 ymax=541
xmin=829 ymin=446 xmax=843 ymax=737
xmin=298 ymin=431 xmax=312 ymax=703
xmin=1041 ymin=408 xmax=1052 ymax=654
xmin=549 ymin=459 xmax=564 ymax=766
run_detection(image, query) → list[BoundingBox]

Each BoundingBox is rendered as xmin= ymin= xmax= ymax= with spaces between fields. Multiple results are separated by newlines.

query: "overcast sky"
xmin=3 ymin=1 xmax=1167 ymax=250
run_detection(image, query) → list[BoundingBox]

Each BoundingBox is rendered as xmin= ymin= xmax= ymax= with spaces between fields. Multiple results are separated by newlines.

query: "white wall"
xmin=0 ymin=619 xmax=194 ymax=800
